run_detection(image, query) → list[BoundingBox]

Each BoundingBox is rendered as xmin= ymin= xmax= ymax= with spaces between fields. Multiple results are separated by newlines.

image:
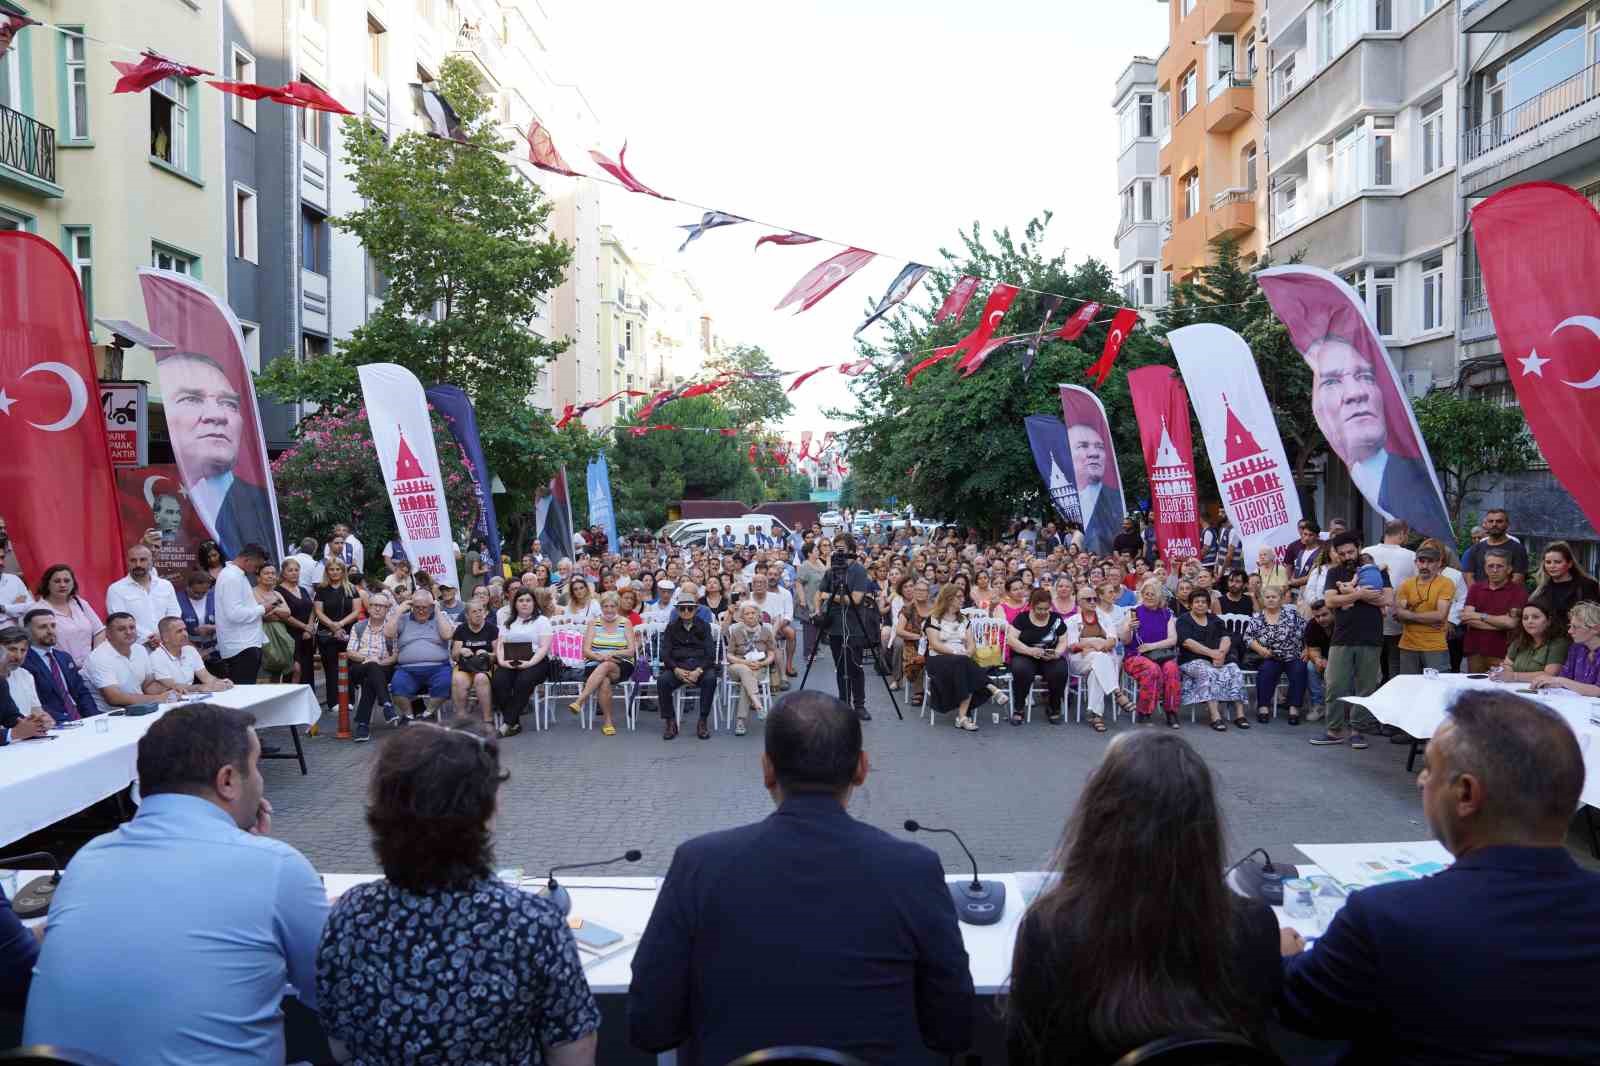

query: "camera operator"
xmin=815 ymin=534 xmax=874 ymax=720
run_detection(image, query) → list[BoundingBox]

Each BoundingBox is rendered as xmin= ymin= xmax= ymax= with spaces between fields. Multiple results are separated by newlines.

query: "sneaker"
xmin=1309 ymin=732 xmax=1347 ymax=746
xmin=353 ymin=722 xmax=371 ymax=743
xmin=1305 ymin=706 xmax=1325 ymax=723
xmin=382 ymin=703 xmax=398 ymax=725
xmin=857 ymin=707 xmax=872 ymax=722
xmin=734 ymin=720 xmax=748 ymax=736
xmin=499 ymin=722 xmax=522 ymax=738
xmin=1351 ymin=733 xmax=1370 ymax=750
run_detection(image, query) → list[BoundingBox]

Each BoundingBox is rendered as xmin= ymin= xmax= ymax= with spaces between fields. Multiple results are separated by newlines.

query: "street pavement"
xmin=263 ymin=650 xmax=1599 ymax=877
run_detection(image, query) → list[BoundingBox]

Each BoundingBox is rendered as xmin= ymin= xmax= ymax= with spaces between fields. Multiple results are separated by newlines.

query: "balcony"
xmin=364 ymin=83 xmax=389 ymax=134
xmin=1462 ymin=63 xmax=1600 ymax=195
xmin=1201 ymin=0 xmax=1253 ymax=34
xmin=1460 ymin=274 xmax=1496 ymax=342
xmin=0 ymin=104 xmax=61 ymax=197
xmin=1208 ymin=188 xmax=1257 ymax=240
xmin=1206 ymin=75 xmax=1254 ymax=132
xmin=298 ymin=17 xmax=328 ymax=86
xmin=1462 ymin=0 xmax=1568 ymax=34
xmin=300 ymin=142 xmax=329 ymax=212
xmin=301 ymin=269 xmax=329 ymax=335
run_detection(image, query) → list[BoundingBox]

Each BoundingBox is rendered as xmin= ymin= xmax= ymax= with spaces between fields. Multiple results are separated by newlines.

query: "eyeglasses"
xmin=676 ymin=605 xmax=696 ymax=612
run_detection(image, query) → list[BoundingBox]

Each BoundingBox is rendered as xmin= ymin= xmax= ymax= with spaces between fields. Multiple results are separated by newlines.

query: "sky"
xmin=544 ymin=0 xmax=1171 ymax=436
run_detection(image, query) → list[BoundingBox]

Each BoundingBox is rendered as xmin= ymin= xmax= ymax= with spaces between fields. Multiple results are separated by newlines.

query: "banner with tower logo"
xmin=1127 ymin=366 xmax=1201 ymax=561
xmin=1169 ymin=324 xmax=1303 ymax=573
xmin=357 ymin=363 xmax=457 ymax=582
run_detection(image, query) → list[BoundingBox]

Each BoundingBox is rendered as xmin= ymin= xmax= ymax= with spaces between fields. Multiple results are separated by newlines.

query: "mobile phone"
xmin=570 ymin=920 xmax=623 ymax=949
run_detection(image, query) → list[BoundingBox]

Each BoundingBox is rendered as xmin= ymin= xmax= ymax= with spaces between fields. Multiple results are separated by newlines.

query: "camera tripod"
xmin=798 ymin=577 xmax=903 ymax=721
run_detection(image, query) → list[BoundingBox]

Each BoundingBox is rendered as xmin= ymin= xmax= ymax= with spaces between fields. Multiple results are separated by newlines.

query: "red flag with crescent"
xmin=1471 ymin=181 xmax=1600 ymax=533
xmin=1086 ymin=308 xmax=1138 ymax=388
xmin=0 ymin=234 xmax=126 ymax=613
xmin=114 ymin=51 xmax=213 ymax=94
xmin=588 ymin=143 xmax=673 ymax=200
xmin=1056 ymin=301 xmax=1101 ymax=341
xmin=787 ymin=365 xmax=831 ymax=392
xmin=527 ymin=120 xmax=580 ymax=177
xmin=959 ymin=334 xmax=1030 ymax=378
xmin=951 ymin=284 xmax=1021 ymax=372
xmin=775 ymin=248 xmax=875 ymax=313
xmin=934 ymin=275 xmax=981 ymax=323
xmin=905 ymin=345 xmax=961 ymax=386
xmin=755 ymin=232 xmax=820 ymax=250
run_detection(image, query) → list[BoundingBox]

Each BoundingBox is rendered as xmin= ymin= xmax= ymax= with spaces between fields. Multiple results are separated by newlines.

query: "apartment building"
xmin=597 ymin=223 xmax=651 ymax=426
xmin=549 ymin=178 xmax=602 ymax=420
xmin=1457 ymin=0 xmax=1600 ymax=549
xmin=645 ymin=264 xmax=721 ymax=388
xmin=1156 ymin=0 xmax=1268 ymax=283
xmin=1113 ymin=56 xmax=1169 ymax=310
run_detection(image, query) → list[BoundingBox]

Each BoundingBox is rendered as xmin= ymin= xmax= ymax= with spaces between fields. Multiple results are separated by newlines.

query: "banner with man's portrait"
xmin=1058 ymin=384 xmax=1126 ymax=556
xmin=1257 ymin=265 xmax=1452 ymax=541
xmin=138 ymin=269 xmax=284 ymax=562
xmin=114 ymin=465 xmax=208 ymax=578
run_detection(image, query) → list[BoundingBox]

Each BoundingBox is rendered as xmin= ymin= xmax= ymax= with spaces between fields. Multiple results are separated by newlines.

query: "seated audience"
xmin=629 ymin=691 xmax=973 ymax=1063
xmin=1244 ymin=584 xmax=1308 ymax=724
xmin=34 ymin=563 xmax=104 ymax=669
xmin=657 ymin=591 xmax=719 ymax=740
xmin=923 ymin=584 xmax=1007 ymax=732
xmin=1005 ymin=588 xmax=1075 ymax=727
xmin=383 ymin=589 xmax=456 ymax=721
xmin=24 ymin=704 xmax=329 ymax=1062
xmin=317 ymin=721 xmax=600 ymax=1066
xmin=569 ymin=591 xmax=635 ymax=735
xmin=493 ymin=587 xmax=554 ymax=738
xmin=726 ymin=600 xmax=776 ymax=736
xmin=1497 ymin=595 xmax=1569 ymax=681
xmin=1177 ymin=588 xmax=1247 ymax=730
xmin=0 ymin=630 xmax=51 ymax=744
xmin=1279 ymin=689 xmax=1600 ymax=1062
xmin=1124 ymin=578 xmax=1181 ymax=726
xmin=450 ymin=599 xmax=498 ymax=727
xmin=1529 ymin=599 xmax=1600 ymax=697
xmin=347 ymin=593 xmax=399 ymax=741
xmin=146 ymin=616 xmax=234 ymax=695
xmin=84 ymin=611 xmax=153 ymax=714
xmin=1007 ymin=731 xmax=1281 ymax=1064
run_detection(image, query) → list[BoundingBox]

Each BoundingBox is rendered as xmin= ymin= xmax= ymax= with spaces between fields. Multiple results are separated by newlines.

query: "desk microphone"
xmin=903 ymin=820 xmax=1006 ymax=926
xmin=0 ymin=851 xmax=61 ymax=920
xmin=544 ymin=849 xmax=642 ymax=916
xmin=1224 ymin=847 xmax=1290 ymax=906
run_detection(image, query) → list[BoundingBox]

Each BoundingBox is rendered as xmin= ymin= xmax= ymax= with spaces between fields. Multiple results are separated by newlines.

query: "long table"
xmin=0 ymin=684 xmax=321 ymax=849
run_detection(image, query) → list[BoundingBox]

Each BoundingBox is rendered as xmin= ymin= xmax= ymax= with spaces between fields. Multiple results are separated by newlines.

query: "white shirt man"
xmin=215 ymin=557 xmax=266 ymax=660
xmin=147 ymin=620 xmax=231 ymax=693
xmin=0 ymin=571 xmax=31 ymax=623
xmin=323 ymin=527 xmax=365 ymax=573
xmin=86 ymin=625 xmax=155 ymax=715
xmin=1365 ymin=521 xmax=1417 ymax=640
xmin=105 ymin=545 xmax=181 ymax=647
xmin=6 ymin=647 xmax=40 ymax=715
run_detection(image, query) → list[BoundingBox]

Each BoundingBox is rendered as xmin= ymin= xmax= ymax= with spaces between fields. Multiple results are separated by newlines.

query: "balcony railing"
xmin=0 ymin=103 xmax=57 ymax=186
xmin=1208 ymin=72 xmax=1253 ymax=102
xmin=1465 ymin=63 xmax=1600 ymax=163
xmin=1461 ymin=273 xmax=1496 ymax=340
xmin=1211 ymin=186 xmax=1253 ymax=209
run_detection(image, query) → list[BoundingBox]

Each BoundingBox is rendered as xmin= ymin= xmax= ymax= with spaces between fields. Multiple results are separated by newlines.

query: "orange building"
xmin=1155 ymin=0 xmax=1268 ymax=283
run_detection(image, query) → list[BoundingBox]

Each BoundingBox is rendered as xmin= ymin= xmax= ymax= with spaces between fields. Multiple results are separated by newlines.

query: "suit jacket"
xmin=1082 ymin=482 xmax=1123 ymax=557
xmin=24 ymin=646 xmax=99 ymax=724
xmin=214 ymin=478 xmax=276 ymax=561
xmin=1376 ymin=452 xmax=1451 ymax=542
xmin=0 ymin=681 xmax=18 ymax=744
xmin=1279 ymin=845 xmax=1600 ymax=1064
xmin=628 ymin=792 xmax=974 ymax=1064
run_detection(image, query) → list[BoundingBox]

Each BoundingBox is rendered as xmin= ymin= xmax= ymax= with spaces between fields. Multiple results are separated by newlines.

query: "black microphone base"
xmin=543 ymin=884 xmax=573 ymax=917
xmin=12 ymin=875 xmax=56 ymax=920
xmin=950 ymin=879 xmax=1006 ymax=926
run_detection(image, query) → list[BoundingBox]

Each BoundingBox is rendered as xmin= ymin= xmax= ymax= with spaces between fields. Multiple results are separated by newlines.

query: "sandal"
xmin=568 ymin=700 xmax=583 ymax=716
xmin=1090 ymin=716 xmax=1107 ymax=733
xmin=1210 ymin=718 xmax=1228 ymax=732
xmin=1233 ymin=715 xmax=1251 ymax=729
xmin=1257 ymin=709 xmax=1271 ymax=724
xmin=601 ymin=723 xmax=617 ymax=736
xmin=989 ymin=686 xmax=1010 ymax=706
xmin=958 ymin=717 xmax=978 ymax=732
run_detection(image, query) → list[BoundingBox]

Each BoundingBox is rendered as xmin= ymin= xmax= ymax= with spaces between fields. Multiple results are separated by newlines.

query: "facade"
xmin=644 ymin=264 xmax=720 ymax=388
xmin=549 ymin=179 xmax=602 ymax=421
xmin=1113 ymin=56 xmax=1169 ymax=310
xmin=1155 ymin=0 xmax=1268 ymax=283
xmin=0 ymin=3 xmax=62 ymax=249
xmin=596 ymin=223 xmax=651 ymax=427
xmin=1456 ymin=0 xmax=1600 ymax=554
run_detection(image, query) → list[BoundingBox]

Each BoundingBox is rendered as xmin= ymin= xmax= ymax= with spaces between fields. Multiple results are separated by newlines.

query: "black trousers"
xmin=1008 ymin=654 xmax=1072 ymax=715
xmin=493 ymin=661 xmax=551 ymax=726
xmin=658 ymin=668 xmax=719 ymax=719
xmin=352 ymin=661 xmax=394 ymax=726
xmin=223 ymin=647 xmax=262 ymax=685
xmin=830 ymin=635 xmax=866 ymax=710
xmin=293 ymin=635 xmax=316 ymax=692
xmin=317 ymin=635 xmax=348 ymax=707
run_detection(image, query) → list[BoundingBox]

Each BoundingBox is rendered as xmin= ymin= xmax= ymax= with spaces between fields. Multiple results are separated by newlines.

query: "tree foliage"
xmin=702 ymin=344 xmax=793 ymax=427
xmin=1412 ymin=392 xmax=1538 ymax=525
xmin=256 ymin=56 xmax=589 ymax=511
xmin=608 ymin=398 xmax=765 ymax=532
xmin=833 ymin=214 xmax=1168 ymax=536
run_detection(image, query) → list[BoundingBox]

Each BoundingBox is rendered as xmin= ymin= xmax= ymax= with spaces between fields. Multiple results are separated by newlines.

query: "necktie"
xmin=49 ymin=653 xmax=80 ymax=721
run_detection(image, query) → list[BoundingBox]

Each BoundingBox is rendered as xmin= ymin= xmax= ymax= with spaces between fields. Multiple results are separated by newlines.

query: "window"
xmin=1276 ymin=54 xmax=1296 ymax=102
xmin=1138 ymin=94 xmax=1153 ymax=138
xmin=366 ymin=253 xmax=390 ymax=298
xmin=299 ymin=84 xmax=325 ymax=149
xmin=1214 ymin=34 xmax=1236 ymax=81
xmin=152 ymin=243 xmax=198 ymax=275
xmin=301 ymin=208 xmax=326 ymax=274
xmin=368 ymin=16 xmax=386 ymax=78
xmin=1158 ymin=175 xmax=1172 ymax=220
xmin=1421 ymin=96 xmax=1444 ymax=175
xmin=230 ymin=47 xmax=256 ymax=129
xmin=1242 ymin=143 xmax=1258 ymax=193
xmin=1141 ymin=263 xmax=1156 ymax=307
xmin=1470 ymin=16 xmax=1584 ymax=157
xmin=1273 ymin=178 xmax=1300 ymax=232
xmin=150 ymin=77 xmax=189 ymax=171
xmin=233 ymin=185 xmax=258 ymax=263
xmin=1179 ymin=68 xmax=1197 ymax=115
xmin=0 ymin=208 xmax=29 ymax=231
xmin=1332 ymin=124 xmax=1362 ymax=203
xmin=1181 ymin=0 xmax=1195 ymax=15
xmin=1421 ymin=0 xmax=1439 ymax=12
xmin=0 ymin=33 xmax=18 ymax=112
xmin=1320 ymin=0 xmax=1356 ymax=65
xmin=1421 ymin=254 xmax=1445 ymax=331
xmin=1183 ymin=171 xmax=1200 ymax=219
xmin=1244 ymin=32 xmax=1257 ymax=76
xmin=1121 ymin=186 xmax=1135 ymax=228
xmin=239 ymin=322 xmax=261 ymax=373
xmin=64 ymin=227 xmax=91 ymax=324
xmin=1373 ymin=266 xmax=1395 ymax=337
xmin=1120 ymin=102 xmax=1138 ymax=148
xmin=1139 ymin=179 xmax=1154 ymax=222
xmin=303 ymin=334 xmax=329 ymax=360
xmin=1372 ymin=116 xmax=1394 ymax=185
xmin=63 ymin=29 xmax=89 ymax=141
xmin=1374 ymin=0 xmax=1393 ymax=31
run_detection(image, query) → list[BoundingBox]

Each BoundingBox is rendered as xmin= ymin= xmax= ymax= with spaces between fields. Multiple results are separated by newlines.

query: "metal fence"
xmin=0 ymin=103 xmax=56 ymax=185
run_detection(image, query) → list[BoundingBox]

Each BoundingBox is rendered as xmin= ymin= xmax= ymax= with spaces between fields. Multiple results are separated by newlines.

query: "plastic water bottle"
xmin=1283 ymin=878 xmax=1316 ymax=920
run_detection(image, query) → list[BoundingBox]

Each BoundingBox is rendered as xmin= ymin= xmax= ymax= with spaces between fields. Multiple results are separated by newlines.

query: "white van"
xmin=668 ymin=514 xmax=793 ymax=548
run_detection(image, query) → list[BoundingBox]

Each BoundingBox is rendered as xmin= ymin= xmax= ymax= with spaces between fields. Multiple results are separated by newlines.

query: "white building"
xmin=1113 ymin=56 xmax=1169 ymax=312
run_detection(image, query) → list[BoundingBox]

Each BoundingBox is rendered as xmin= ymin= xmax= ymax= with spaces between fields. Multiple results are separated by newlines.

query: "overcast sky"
xmin=545 ymin=0 xmax=1171 ymax=435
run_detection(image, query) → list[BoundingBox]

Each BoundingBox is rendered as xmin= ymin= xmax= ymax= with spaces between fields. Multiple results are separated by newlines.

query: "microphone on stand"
xmin=543 ymin=849 xmax=643 ymax=916
xmin=903 ymin=820 xmax=1006 ymax=926
xmin=0 ymin=851 xmax=62 ymax=920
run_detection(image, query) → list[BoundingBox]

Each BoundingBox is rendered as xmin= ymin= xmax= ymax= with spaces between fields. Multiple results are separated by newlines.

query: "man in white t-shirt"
xmin=2 ymin=625 xmax=42 ymax=716
xmin=147 ymin=617 xmax=233 ymax=696
xmin=1364 ymin=518 xmax=1417 ymax=684
xmin=105 ymin=543 xmax=181 ymax=649
xmin=86 ymin=613 xmax=157 ymax=715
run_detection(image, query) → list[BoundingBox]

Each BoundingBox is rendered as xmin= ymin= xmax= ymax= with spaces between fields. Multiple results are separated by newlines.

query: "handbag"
xmin=1143 ymin=646 xmax=1178 ymax=664
xmin=261 ymin=621 xmax=295 ymax=676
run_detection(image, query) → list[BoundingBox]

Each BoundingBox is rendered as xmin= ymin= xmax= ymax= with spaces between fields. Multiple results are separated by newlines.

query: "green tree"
xmin=702 ymin=344 xmax=793 ymax=427
xmin=1412 ymin=392 xmax=1538 ymax=527
xmin=256 ymin=56 xmax=584 ymax=507
xmin=608 ymin=398 xmax=765 ymax=531
xmin=834 ymin=214 xmax=1166 ymax=536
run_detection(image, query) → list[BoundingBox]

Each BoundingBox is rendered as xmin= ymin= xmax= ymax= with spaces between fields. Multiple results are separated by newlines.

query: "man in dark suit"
xmin=1279 ymin=688 xmax=1600 ymax=1063
xmin=628 ymin=691 xmax=974 ymax=1064
xmin=0 ymin=635 xmax=50 ymax=745
xmin=21 ymin=609 xmax=97 ymax=724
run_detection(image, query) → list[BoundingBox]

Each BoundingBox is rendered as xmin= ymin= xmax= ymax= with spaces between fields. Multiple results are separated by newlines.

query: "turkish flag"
xmin=1086 ymin=308 xmax=1139 ymax=388
xmin=787 ymin=365 xmax=832 ymax=393
xmin=774 ymin=248 xmax=875 ymax=313
xmin=933 ymin=275 xmax=982 ymax=323
xmin=0 ymin=234 xmax=126 ymax=613
xmin=527 ymin=120 xmax=580 ymax=177
xmin=113 ymin=52 xmax=212 ymax=94
xmin=1472 ymin=182 xmax=1600 ymax=533
xmin=267 ymin=80 xmax=352 ymax=114
xmin=588 ymin=143 xmax=673 ymax=200
xmin=1056 ymin=301 xmax=1101 ymax=341
xmin=951 ymin=283 xmax=1020 ymax=372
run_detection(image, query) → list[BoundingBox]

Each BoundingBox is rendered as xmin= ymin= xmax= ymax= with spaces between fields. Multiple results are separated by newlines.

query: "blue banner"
xmin=1024 ymin=414 xmax=1085 ymax=530
xmin=586 ymin=452 xmax=620 ymax=551
xmin=424 ymin=385 xmax=500 ymax=567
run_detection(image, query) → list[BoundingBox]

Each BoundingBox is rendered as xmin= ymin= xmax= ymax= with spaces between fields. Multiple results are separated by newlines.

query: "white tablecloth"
xmin=1345 ymin=674 xmax=1600 ymax=810
xmin=0 ymin=684 xmax=321 ymax=848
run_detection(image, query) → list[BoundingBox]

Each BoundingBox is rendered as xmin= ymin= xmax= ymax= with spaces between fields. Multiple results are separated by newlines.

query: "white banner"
xmin=1169 ymin=324 xmax=1303 ymax=573
xmin=357 ymin=363 xmax=456 ymax=582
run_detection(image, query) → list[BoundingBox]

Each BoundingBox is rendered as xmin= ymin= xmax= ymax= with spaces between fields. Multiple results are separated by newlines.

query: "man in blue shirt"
xmin=25 ymin=703 xmax=329 ymax=1064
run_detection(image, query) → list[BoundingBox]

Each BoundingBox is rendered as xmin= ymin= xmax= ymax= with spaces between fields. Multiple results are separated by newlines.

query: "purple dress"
xmin=1561 ymin=642 xmax=1600 ymax=687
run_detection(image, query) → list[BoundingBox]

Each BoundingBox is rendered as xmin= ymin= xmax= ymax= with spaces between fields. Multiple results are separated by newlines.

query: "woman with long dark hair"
xmin=1532 ymin=540 xmax=1600 ymax=622
xmin=1007 ymin=731 xmax=1281 ymax=1064
xmin=195 ymin=540 xmax=225 ymax=581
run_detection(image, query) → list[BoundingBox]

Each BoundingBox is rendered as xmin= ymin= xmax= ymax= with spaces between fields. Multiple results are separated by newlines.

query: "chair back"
xmin=723 ymin=1048 xmax=868 ymax=1066
xmin=0 ymin=1048 xmax=120 ymax=1066
xmin=1111 ymin=1032 xmax=1284 ymax=1066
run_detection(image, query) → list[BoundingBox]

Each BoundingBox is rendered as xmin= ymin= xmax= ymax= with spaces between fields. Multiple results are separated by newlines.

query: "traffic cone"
xmin=336 ymin=652 xmax=352 ymax=739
